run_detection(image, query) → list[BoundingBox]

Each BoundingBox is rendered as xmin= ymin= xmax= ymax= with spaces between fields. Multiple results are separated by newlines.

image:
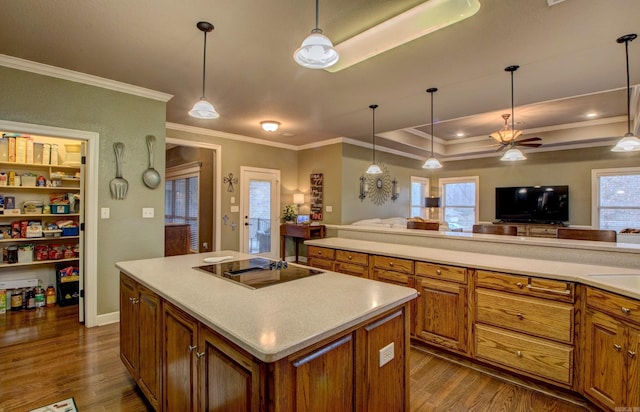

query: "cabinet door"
xmin=290 ymin=334 xmax=355 ymax=411
xmin=198 ymin=326 xmax=264 ymax=412
xmin=163 ymin=303 xmax=199 ymax=412
xmin=415 ymin=276 xmax=468 ymax=353
xmin=120 ymin=273 xmax=138 ymax=377
xmin=627 ymin=325 xmax=640 ymax=408
xmin=583 ymin=309 xmax=625 ymax=410
xmin=138 ymin=284 xmax=162 ymax=410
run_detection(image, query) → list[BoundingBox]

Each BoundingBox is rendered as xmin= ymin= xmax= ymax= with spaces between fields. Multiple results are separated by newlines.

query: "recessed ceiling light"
xmin=586 ymin=112 xmax=597 ymax=118
xmin=456 ymin=132 xmax=465 ymax=137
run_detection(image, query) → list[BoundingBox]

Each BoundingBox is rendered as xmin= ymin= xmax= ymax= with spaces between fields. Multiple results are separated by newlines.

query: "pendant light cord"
xmin=370 ymin=104 xmax=378 ymax=164
xmin=430 ymin=92 xmax=434 ymax=156
xmin=315 ymin=0 xmax=319 ymax=30
xmin=625 ymin=37 xmax=631 ymax=134
xmin=201 ymin=30 xmax=208 ymax=99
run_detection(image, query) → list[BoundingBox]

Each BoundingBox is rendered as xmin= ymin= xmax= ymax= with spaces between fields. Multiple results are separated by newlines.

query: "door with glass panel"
xmin=240 ymin=167 xmax=280 ymax=258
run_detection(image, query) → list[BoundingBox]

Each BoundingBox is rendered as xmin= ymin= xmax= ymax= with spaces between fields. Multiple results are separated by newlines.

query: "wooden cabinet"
xmin=414 ymin=262 xmax=469 ymax=354
xmin=334 ymin=249 xmax=369 ymax=277
xmin=583 ymin=287 xmax=640 ymax=410
xmin=120 ymin=273 xmax=162 ymax=410
xmin=474 ymin=270 xmax=575 ymax=387
xmin=307 ymin=245 xmax=335 ymax=271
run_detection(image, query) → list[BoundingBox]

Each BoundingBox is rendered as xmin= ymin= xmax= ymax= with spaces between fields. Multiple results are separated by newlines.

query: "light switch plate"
xmin=142 ymin=208 xmax=154 ymax=218
xmin=230 ymin=205 xmax=239 ymax=212
xmin=379 ymin=342 xmax=394 ymax=367
xmin=326 ymin=205 xmax=333 ymax=212
xmin=101 ymin=207 xmax=110 ymax=219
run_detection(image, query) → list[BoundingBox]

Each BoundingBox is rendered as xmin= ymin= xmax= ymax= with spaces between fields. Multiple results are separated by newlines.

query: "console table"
xmin=280 ymin=224 xmax=325 ymax=262
xmin=493 ymin=222 xmax=563 ymax=238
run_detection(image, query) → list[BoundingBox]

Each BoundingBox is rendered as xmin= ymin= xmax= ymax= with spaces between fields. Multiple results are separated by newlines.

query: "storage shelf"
xmin=0 ymin=236 xmax=80 ymax=244
xmin=0 ymin=257 xmax=79 ymax=269
xmin=0 ymin=213 xmax=80 ymax=219
xmin=0 ymin=185 xmax=79 ymax=191
xmin=0 ymin=160 xmax=80 ymax=171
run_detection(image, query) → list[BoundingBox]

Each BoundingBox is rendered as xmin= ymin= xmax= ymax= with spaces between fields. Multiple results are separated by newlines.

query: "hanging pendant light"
xmin=189 ymin=21 xmax=219 ymax=119
xmin=612 ymin=33 xmax=640 ymax=152
xmin=423 ymin=88 xmax=443 ymax=169
xmin=499 ymin=65 xmax=526 ymax=161
xmin=366 ymin=104 xmax=382 ymax=174
xmin=294 ymin=0 xmax=339 ymax=69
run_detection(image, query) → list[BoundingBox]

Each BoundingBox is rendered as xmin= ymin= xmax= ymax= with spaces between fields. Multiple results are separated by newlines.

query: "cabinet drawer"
xmin=307 ymin=246 xmax=335 ymax=260
xmin=475 ymin=324 xmax=573 ymax=385
xmin=476 ymin=270 xmax=574 ymax=303
xmin=334 ymin=262 xmax=368 ymax=278
xmin=372 ymin=269 xmax=411 ymax=287
xmin=415 ymin=261 xmax=467 ymax=284
xmin=586 ymin=287 xmax=640 ymax=325
xmin=372 ymin=255 xmax=414 ymax=274
xmin=476 ymin=289 xmax=574 ymax=343
xmin=335 ymin=250 xmax=368 ymax=266
xmin=307 ymin=257 xmax=334 ymax=271
xmin=528 ymin=226 xmax=557 ymax=237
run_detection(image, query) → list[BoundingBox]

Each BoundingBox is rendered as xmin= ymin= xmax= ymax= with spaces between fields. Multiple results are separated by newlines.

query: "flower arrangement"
xmin=282 ymin=204 xmax=296 ymax=222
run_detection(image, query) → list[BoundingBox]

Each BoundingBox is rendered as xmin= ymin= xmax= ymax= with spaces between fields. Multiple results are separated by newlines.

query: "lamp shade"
xmin=189 ymin=98 xmax=219 ymax=119
xmin=294 ymin=30 xmax=339 ymax=69
xmin=611 ymin=133 xmax=640 ymax=152
xmin=293 ymin=193 xmax=305 ymax=205
xmin=422 ymin=157 xmax=443 ymax=169
xmin=261 ymin=121 xmax=281 ymax=132
xmin=425 ymin=197 xmax=441 ymax=208
xmin=500 ymin=147 xmax=527 ymax=161
xmin=365 ymin=163 xmax=382 ymax=174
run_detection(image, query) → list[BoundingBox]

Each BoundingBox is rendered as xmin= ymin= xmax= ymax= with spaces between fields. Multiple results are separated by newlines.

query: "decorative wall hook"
xmin=359 ymin=175 xmax=368 ymax=201
xmin=391 ymin=178 xmax=399 ymax=202
xmin=223 ymin=173 xmax=238 ymax=192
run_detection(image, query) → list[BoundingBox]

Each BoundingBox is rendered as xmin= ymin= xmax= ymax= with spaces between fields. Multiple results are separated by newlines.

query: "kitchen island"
xmin=116 ymin=251 xmax=416 ymax=411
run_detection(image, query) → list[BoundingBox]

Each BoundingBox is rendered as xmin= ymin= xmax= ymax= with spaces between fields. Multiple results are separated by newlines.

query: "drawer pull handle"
xmin=516 ymin=313 xmax=524 ymax=320
xmin=188 ymin=345 xmax=197 ymax=353
xmin=614 ymin=344 xmax=622 ymax=352
xmin=629 ymin=350 xmax=637 ymax=358
xmin=389 ymin=262 xmax=394 ymax=267
xmin=516 ymin=282 xmax=524 ymax=289
xmin=525 ymin=284 xmax=571 ymax=295
xmin=621 ymin=307 xmax=631 ymax=314
xmin=516 ymin=350 xmax=522 ymax=357
xmin=196 ymin=351 xmax=206 ymax=359
xmin=436 ymin=269 xmax=442 ymax=275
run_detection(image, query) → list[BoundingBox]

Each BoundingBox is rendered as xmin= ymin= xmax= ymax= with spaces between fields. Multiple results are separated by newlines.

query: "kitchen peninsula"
xmin=116 ymin=251 xmax=416 ymax=411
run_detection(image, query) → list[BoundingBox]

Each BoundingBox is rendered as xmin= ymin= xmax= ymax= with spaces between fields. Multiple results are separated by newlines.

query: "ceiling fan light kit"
xmin=189 ymin=21 xmax=219 ymax=120
xmin=294 ymin=0 xmax=339 ymax=69
xmin=611 ymin=33 xmax=640 ymax=152
xmin=423 ymin=87 xmax=443 ymax=169
xmin=366 ymin=104 xmax=383 ymax=174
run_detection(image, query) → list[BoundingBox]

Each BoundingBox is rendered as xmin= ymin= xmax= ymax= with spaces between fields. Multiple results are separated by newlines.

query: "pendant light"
xmin=611 ymin=33 xmax=640 ymax=152
xmin=366 ymin=104 xmax=382 ymax=174
xmin=423 ymin=88 xmax=443 ymax=169
xmin=499 ymin=65 xmax=526 ymax=161
xmin=189 ymin=21 xmax=219 ymax=119
xmin=294 ymin=0 xmax=339 ymax=69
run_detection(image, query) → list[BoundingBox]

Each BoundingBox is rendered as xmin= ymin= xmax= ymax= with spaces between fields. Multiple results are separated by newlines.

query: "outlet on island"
xmin=379 ymin=342 xmax=394 ymax=367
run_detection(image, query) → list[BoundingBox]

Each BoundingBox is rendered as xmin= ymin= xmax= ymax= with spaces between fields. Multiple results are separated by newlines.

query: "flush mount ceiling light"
xmin=260 ymin=121 xmax=281 ymax=132
xmin=366 ymin=104 xmax=382 ymax=174
xmin=423 ymin=88 xmax=443 ymax=169
xmin=325 ymin=0 xmax=480 ymax=73
xmin=294 ymin=0 xmax=339 ymax=69
xmin=611 ymin=33 xmax=640 ymax=152
xmin=189 ymin=21 xmax=219 ymax=119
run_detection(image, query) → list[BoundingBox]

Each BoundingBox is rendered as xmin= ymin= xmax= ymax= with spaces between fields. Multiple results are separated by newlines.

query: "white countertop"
xmin=306 ymin=237 xmax=640 ymax=300
xmin=116 ymin=251 xmax=416 ymax=362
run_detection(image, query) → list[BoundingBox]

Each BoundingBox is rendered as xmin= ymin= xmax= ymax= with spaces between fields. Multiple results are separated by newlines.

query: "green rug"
xmin=29 ymin=397 xmax=78 ymax=412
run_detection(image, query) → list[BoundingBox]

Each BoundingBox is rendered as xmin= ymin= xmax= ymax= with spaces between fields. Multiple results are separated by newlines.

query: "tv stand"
xmin=493 ymin=222 xmax=564 ymax=238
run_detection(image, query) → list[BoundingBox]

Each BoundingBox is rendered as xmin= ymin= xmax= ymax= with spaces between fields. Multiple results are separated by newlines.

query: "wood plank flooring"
xmin=0 ymin=306 xmax=597 ymax=411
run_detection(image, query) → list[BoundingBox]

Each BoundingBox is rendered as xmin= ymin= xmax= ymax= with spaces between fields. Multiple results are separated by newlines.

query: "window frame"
xmin=165 ymin=161 xmax=202 ymax=253
xmin=410 ymin=176 xmax=430 ymax=219
xmin=591 ymin=166 xmax=640 ymax=230
xmin=439 ymin=176 xmax=479 ymax=231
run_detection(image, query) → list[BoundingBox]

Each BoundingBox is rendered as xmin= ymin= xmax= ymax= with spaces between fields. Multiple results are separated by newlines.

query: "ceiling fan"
xmin=489 ymin=65 xmax=543 ymax=153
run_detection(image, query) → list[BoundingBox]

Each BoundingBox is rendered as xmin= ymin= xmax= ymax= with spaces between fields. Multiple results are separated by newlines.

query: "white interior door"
xmin=240 ymin=167 xmax=280 ymax=258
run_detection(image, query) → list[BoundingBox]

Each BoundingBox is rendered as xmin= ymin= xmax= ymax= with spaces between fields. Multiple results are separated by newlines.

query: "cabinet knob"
xmin=621 ymin=307 xmax=631 ymax=314
xmin=129 ymin=297 xmax=134 ymax=302
xmin=188 ymin=344 xmax=197 ymax=353
xmin=348 ymin=255 xmax=352 ymax=260
xmin=516 ymin=350 xmax=522 ymax=358
xmin=629 ymin=350 xmax=637 ymax=358
xmin=614 ymin=344 xmax=622 ymax=352
xmin=389 ymin=262 xmax=394 ymax=267
xmin=317 ymin=251 xmax=322 ymax=255
xmin=196 ymin=351 xmax=206 ymax=359
xmin=516 ymin=313 xmax=524 ymax=320
xmin=516 ymin=282 xmax=524 ymax=289
xmin=436 ymin=269 xmax=441 ymax=275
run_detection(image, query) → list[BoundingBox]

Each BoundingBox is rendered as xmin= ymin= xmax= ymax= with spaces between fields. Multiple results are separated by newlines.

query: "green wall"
xmin=0 ymin=66 xmax=167 ymax=316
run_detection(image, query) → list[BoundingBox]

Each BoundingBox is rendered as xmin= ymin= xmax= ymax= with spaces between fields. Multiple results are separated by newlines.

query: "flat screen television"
xmin=495 ymin=185 xmax=569 ymax=223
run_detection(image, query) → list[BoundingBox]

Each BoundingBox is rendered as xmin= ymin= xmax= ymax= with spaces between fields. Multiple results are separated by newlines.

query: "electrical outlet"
xmin=142 ymin=208 xmax=154 ymax=218
xmin=379 ymin=342 xmax=394 ymax=367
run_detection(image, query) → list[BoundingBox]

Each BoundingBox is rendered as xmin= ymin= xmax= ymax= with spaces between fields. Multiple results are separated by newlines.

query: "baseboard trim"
xmin=97 ymin=311 xmax=119 ymax=326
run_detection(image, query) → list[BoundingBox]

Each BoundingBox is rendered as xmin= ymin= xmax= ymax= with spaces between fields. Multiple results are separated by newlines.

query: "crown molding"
xmin=0 ymin=54 xmax=173 ymax=102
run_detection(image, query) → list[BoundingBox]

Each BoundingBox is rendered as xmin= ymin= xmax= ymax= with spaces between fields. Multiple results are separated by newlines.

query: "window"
xmin=439 ymin=176 xmax=479 ymax=231
xmin=592 ymin=167 xmax=640 ymax=232
xmin=165 ymin=162 xmax=201 ymax=252
xmin=410 ymin=176 xmax=430 ymax=219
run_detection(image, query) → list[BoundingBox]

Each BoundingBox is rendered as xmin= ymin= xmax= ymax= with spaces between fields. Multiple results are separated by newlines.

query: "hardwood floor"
xmin=0 ymin=306 xmax=597 ymax=411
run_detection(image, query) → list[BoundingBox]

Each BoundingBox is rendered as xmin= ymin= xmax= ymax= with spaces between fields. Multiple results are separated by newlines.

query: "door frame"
xmin=239 ymin=166 xmax=280 ymax=258
xmin=166 ymin=137 xmax=222 ymax=252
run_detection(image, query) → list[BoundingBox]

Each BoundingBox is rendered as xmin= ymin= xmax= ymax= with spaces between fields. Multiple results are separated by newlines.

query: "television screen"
xmin=495 ymin=186 xmax=569 ymax=223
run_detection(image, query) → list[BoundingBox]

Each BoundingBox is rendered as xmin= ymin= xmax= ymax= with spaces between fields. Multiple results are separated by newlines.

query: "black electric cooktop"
xmin=195 ymin=258 xmax=323 ymax=289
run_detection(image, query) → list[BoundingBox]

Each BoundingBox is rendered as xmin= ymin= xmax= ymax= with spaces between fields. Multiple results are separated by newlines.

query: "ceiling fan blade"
xmin=517 ymin=137 xmax=542 ymax=143
xmin=516 ymin=143 xmax=542 ymax=148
